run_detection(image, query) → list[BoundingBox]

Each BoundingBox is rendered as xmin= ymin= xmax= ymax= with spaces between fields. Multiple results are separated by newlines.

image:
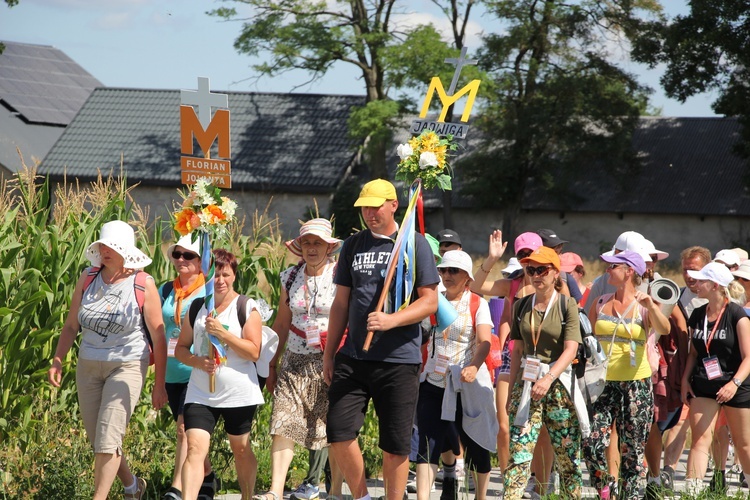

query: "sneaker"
xmin=435 ymin=468 xmax=445 ymax=483
xmin=644 ymin=480 xmax=662 ymax=500
xmin=708 ymin=470 xmax=726 ymax=493
xmin=291 ymin=482 xmax=320 ymax=500
xmin=522 ymin=474 xmax=537 ymax=499
xmin=198 ymin=471 xmax=216 ymax=500
xmin=660 ymin=466 xmax=674 ymax=491
xmin=741 ymin=471 xmax=749 ymax=489
xmin=440 ymin=476 xmax=457 ymax=500
xmin=124 ymin=476 xmax=147 ymax=500
xmin=162 ymin=486 xmax=182 ymax=500
xmin=406 ymin=472 xmax=435 ymax=493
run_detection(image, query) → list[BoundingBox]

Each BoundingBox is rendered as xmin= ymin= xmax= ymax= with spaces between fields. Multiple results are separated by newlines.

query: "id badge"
xmin=703 ymin=356 xmax=723 ymax=380
xmin=630 ymin=340 xmax=637 ymax=367
xmin=434 ymin=354 xmax=450 ymax=375
xmin=522 ymin=356 xmax=541 ymax=382
xmin=168 ymin=337 xmax=178 ymax=357
xmin=306 ymin=325 xmax=321 ymax=347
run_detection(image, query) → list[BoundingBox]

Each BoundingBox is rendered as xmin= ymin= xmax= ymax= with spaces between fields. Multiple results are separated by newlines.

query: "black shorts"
xmin=415 ymin=382 xmax=492 ymax=473
xmin=327 ymin=354 xmax=420 ymax=456
xmin=165 ymin=382 xmax=189 ymax=421
xmin=183 ymin=403 xmax=257 ymax=436
xmin=693 ymin=377 xmax=750 ymax=408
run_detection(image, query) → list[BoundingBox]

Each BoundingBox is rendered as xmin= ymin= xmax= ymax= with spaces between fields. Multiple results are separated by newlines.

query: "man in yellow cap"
xmin=324 ymin=179 xmax=440 ymax=500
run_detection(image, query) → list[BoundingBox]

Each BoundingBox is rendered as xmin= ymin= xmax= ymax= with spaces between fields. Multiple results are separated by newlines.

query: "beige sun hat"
xmin=86 ymin=220 xmax=152 ymax=269
xmin=284 ymin=218 xmax=342 ymax=257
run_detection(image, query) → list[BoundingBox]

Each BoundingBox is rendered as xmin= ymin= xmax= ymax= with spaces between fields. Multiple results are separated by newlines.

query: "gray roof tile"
xmin=40 ymin=88 xmax=365 ymax=191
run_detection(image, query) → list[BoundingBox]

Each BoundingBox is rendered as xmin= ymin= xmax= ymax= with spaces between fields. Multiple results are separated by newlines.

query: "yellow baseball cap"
xmin=353 ymin=179 xmax=397 ymax=207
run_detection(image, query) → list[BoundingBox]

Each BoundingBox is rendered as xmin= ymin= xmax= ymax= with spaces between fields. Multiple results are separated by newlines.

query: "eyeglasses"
xmin=516 ymin=249 xmax=532 ymax=259
xmin=172 ymin=250 xmax=199 ymax=261
xmin=607 ymin=263 xmax=625 ymax=270
xmin=438 ymin=267 xmax=461 ymax=275
xmin=525 ymin=265 xmax=552 ymax=277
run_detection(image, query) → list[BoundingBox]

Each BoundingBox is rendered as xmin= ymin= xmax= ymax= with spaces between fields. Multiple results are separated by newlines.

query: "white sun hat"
xmin=86 ymin=220 xmax=152 ymax=269
xmin=167 ymin=233 xmax=201 ymax=258
xmin=642 ymin=239 xmax=669 ymax=261
xmin=437 ymin=250 xmax=475 ymax=280
xmin=501 ymin=257 xmax=522 ymax=275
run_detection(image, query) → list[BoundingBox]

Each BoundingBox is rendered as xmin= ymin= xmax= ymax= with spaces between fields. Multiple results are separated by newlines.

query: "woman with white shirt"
xmin=176 ymin=249 xmax=264 ymax=500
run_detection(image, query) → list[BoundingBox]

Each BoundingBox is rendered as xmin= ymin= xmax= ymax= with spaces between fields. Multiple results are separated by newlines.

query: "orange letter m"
xmin=180 ymin=105 xmax=231 ymax=158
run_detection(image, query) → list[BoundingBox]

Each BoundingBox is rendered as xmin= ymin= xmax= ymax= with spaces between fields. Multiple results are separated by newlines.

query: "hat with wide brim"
xmin=733 ymin=262 xmax=750 ymax=281
xmin=642 ymin=240 xmax=669 ymax=261
xmin=285 ymin=218 xmax=342 ymax=257
xmin=167 ymin=233 xmax=201 ymax=259
xmin=86 ymin=220 xmax=152 ymax=269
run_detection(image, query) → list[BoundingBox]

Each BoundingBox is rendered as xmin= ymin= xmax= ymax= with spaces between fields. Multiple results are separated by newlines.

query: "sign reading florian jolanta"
xmin=180 ymin=77 xmax=232 ymax=188
xmin=410 ymin=47 xmax=480 ymax=139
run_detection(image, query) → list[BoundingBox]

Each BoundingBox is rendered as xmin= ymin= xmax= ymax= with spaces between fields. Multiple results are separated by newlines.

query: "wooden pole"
xmin=362 ymin=240 xmax=402 ymax=352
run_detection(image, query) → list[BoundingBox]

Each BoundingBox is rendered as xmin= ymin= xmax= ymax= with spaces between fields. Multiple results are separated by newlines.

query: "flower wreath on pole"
xmin=394 ymin=130 xmax=458 ymax=191
xmin=174 ymin=177 xmax=237 ymax=392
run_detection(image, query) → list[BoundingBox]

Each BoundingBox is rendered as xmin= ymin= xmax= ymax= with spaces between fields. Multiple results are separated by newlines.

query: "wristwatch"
xmin=733 ymin=377 xmax=743 ymax=387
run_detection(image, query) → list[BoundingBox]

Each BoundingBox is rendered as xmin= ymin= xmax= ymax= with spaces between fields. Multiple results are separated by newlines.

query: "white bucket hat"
xmin=167 ymin=233 xmax=201 ymax=259
xmin=437 ymin=250 xmax=475 ymax=280
xmin=501 ymin=257 xmax=522 ymax=275
xmin=285 ymin=218 xmax=342 ymax=257
xmin=86 ymin=220 xmax=152 ymax=269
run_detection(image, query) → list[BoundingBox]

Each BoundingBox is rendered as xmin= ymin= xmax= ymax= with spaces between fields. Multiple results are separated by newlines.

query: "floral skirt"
xmin=269 ymin=350 xmax=329 ymax=449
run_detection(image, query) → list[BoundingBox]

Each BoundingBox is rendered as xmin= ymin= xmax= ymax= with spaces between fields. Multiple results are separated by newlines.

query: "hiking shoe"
xmin=124 ymin=476 xmax=147 ymax=500
xmin=162 ymin=486 xmax=182 ymax=499
xmin=709 ymin=470 xmax=726 ymax=493
xmin=440 ymin=476 xmax=457 ymax=500
xmin=291 ymin=482 xmax=320 ymax=500
xmin=660 ymin=466 xmax=674 ymax=491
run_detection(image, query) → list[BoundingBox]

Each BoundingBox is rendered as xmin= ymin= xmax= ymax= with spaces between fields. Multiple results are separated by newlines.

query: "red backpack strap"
xmin=508 ymin=277 xmax=522 ymax=305
xmin=469 ymin=291 xmax=481 ymax=329
xmin=133 ymin=271 xmax=148 ymax=311
xmin=82 ymin=266 xmax=101 ymax=292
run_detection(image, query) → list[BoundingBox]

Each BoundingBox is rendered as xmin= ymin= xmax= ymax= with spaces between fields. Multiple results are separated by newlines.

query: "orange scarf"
xmin=173 ymin=274 xmax=206 ymax=326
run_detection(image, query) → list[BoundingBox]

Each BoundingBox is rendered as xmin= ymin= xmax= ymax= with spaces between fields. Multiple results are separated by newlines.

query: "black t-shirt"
xmin=334 ymin=229 xmax=440 ymax=364
xmin=688 ymin=302 xmax=749 ymax=386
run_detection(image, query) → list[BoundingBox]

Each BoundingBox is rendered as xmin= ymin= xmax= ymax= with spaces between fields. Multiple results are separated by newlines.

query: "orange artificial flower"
xmin=203 ymin=204 xmax=226 ymax=224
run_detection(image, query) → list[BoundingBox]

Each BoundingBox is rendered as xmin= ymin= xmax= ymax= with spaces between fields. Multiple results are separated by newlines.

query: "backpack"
xmin=187 ymin=295 xmax=266 ymax=390
xmin=82 ymin=267 xmax=155 ymax=365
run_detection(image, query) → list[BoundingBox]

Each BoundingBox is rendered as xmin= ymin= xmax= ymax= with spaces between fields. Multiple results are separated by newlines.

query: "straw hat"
xmin=285 ymin=218 xmax=342 ymax=257
xmin=86 ymin=220 xmax=152 ymax=269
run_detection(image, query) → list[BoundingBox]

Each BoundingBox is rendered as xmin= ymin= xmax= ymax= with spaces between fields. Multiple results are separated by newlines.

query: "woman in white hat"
xmin=681 ymin=262 xmax=750 ymax=495
xmin=158 ymin=234 xmax=214 ymax=500
xmin=416 ymin=250 xmax=495 ymax=500
xmin=48 ymin=220 xmax=167 ymax=500
xmin=256 ymin=218 xmax=344 ymax=500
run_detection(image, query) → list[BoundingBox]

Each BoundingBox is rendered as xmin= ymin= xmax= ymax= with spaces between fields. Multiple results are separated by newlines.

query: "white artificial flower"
xmin=397 ymin=143 xmax=413 ymax=160
xmin=419 ymin=151 xmax=438 ymax=169
xmin=221 ymin=197 xmax=237 ymax=219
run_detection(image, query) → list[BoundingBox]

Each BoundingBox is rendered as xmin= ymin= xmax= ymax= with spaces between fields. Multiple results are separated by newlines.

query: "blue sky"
xmin=2 ymin=0 xmax=717 ymax=116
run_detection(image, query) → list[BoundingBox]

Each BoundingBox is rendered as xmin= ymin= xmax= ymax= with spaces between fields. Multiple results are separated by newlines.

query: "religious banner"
xmin=180 ymin=77 xmax=232 ymax=188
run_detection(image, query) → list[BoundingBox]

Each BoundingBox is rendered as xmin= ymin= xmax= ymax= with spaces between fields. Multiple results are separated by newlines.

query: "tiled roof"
xmin=0 ymin=41 xmax=101 ymax=126
xmin=40 ymin=88 xmax=366 ymax=191
xmin=521 ymin=117 xmax=750 ymax=216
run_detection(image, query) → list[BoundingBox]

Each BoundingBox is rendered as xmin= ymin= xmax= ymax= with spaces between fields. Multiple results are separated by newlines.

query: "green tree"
xmin=210 ymin=0 xmax=461 ymax=179
xmin=632 ymin=2 xmax=750 ymax=158
xmin=461 ymin=0 xmax=656 ymax=234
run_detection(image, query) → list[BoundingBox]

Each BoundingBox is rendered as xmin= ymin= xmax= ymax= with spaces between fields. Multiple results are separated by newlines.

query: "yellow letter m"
xmin=419 ymin=77 xmax=481 ymax=123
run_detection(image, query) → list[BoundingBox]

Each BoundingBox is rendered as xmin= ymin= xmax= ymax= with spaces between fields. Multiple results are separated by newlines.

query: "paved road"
xmin=217 ymin=448 xmax=748 ymax=499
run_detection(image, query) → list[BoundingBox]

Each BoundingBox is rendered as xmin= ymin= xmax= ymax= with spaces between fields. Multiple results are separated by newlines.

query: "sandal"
xmin=253 ymin=492 xmax=279 ymax=500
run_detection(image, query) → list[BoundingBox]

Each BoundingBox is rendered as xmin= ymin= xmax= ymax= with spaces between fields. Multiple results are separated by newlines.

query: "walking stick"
xmin=362 ymin=239 xmax=402 ymax=352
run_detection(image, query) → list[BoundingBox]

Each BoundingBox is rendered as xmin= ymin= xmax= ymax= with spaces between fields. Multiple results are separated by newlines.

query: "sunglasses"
xmin=525 ymin=265 xmax=552 ymax=277
xmin=438 ymin=267 xmax=462 ymax=275
xmin=516 ymin=249 xmax=532 ymax=259
xmin=607 ymin=263 xmax=625 ymax=270
xmin=172 ymin=250 xmax=199 ymax=261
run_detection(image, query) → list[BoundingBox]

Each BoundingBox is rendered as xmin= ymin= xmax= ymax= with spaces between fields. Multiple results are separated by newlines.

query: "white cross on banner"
xmin=180 ymin=77 xmax=228 ymax=129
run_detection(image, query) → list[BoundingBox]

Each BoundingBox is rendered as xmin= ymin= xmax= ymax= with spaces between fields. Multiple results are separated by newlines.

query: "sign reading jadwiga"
xmin=411 ymin=47 xmax=480 ymax=139
xmin=180 ymin=77 xmax=232 ymax=188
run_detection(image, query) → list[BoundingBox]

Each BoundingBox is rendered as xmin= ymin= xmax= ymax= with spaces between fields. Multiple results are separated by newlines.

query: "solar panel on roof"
xmin=0 ymin=41 xmax=101 ymax=126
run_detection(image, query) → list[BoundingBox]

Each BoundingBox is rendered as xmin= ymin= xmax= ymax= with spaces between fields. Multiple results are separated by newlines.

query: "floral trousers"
xmin=583 ymin=378 xmax=653 ymax=500
xmin=503 ymin=380 xmax=583 ymax=499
